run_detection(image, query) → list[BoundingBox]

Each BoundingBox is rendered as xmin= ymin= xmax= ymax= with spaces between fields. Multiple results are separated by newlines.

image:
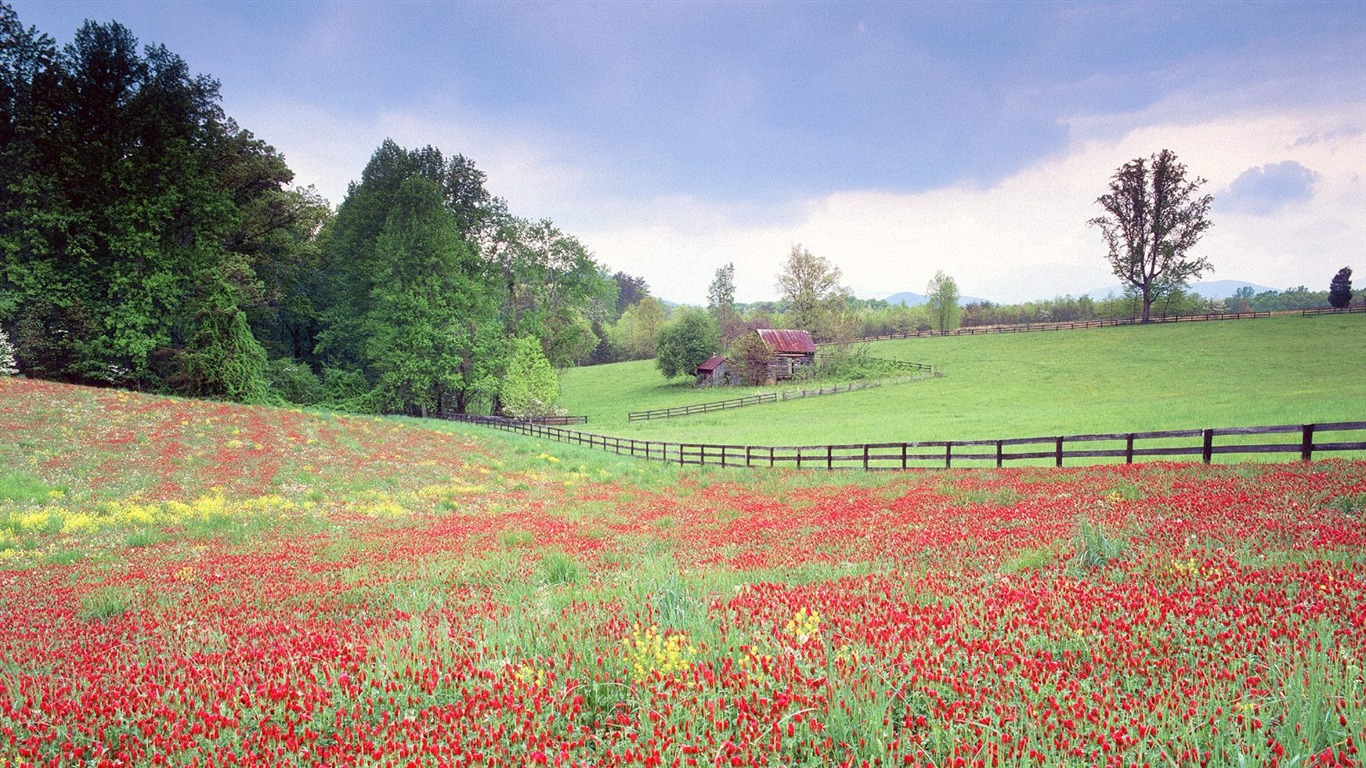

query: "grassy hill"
xmin=559 ymin=314 xmax=1365 ymax=444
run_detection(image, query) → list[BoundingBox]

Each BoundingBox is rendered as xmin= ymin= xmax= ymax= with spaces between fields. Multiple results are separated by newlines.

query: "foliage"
xmin=361 ymin=176 xmax=490 ymax=416
xmin=0 ymin=327 xmax=16 ymax=376
xmin=501 ymin=336 xmax=560 ymax=419
xmin=654 ymin=306 xmax=720 ymax=379
xmin=1089 ymin=149 xmax=1214 ymax=322
xmin=605 ymin=295 xmax=666 ymax=361
xmin=726 ymin=330 xmax=775 ymax=385
xmin=1328 ymin=267 xmax=1353 ymax=309
xmin=264 ymin=358 xmax=323 ymax=405
xmin=925 ymin=270 xmax=961 ymax=333
xmin=482 ymin=213 xmax=615 ymax=368
xmin=775 ymin=244 xmax=849 ymax=340
xmin=609 ymin=270 xmax=650 ymax=316
xmin=707 ymin=262 xmax=739 ymax=341
xmin=0 ymin=9 xmax=327 ymax=393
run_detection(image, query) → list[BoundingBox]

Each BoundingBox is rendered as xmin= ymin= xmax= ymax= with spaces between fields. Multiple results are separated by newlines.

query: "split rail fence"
xmin=628 ymin=365 xmax=937 ymax=422
xmin=840 ymin=311 xmax=1272 ymax=344
xmin=443 ymin=416 xmax=1366 ymax=471
xmin=1302 ymin=306 xmax=1366 ymax=317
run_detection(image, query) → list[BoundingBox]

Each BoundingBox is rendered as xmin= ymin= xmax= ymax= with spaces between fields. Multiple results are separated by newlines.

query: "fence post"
xmin=901 ymin=443 xmax=907 ymax=469
xmin=863 ymin=443 xmax=870 ymax=470
xmin=1055 ymin=436 xmax=1064 ymax=467
xmin=945 ymin=442 xmax=952 ymax=469
xmin=1301 ymin=424 xmax=1315 ymax=462
xmin=827 ymin=445 xmax=833 ymax=471
xmin=1125 ymin=434 xmax=1135 ymax=464
xmin=1202 ymin=429 xmax=1214 ymax=464
xmin=996 ymin=440 xmax=1003 ymax=469
xmin=770 ymin=447 xmax=776 ymax=468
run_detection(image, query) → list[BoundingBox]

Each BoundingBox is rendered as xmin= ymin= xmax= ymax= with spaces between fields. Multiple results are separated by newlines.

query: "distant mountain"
xmin=1084 ymin=279 xmax=1274 ymax=301
xmin=884 ymin=291 xmax=992 ymax=307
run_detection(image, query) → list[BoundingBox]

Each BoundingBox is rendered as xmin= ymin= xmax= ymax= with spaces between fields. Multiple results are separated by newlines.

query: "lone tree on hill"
xmin=926 ymin=271 xmax=961 ymax=333
xmin=1089 ymin=149 xmax=1214 ymax=323
xmin=1328 ymin=267 xmax=1353 ymax=309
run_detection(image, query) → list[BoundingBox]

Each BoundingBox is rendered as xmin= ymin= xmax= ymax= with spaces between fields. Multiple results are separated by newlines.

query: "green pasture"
xmin=558 ymin=314 xmax=1365 ymax=447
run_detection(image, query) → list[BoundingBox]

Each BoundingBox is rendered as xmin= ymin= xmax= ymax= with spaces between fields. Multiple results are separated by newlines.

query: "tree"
xmin=726 ymin=330 xmax=774 ymax=386
xmin=776 ymin=244 xmax=847 ymax=339
xmin=708 ymin=262 xmax=738 ymax=340
xmin=654 ymin=306 xmax=719 ymax=380
xmin=360 ymin=176 xmax=493 ymax=416
xmin=610 ymin=271 xmax=649 ymax=316
xmin=925 ymin=271 xmax=961 ymax=333
xmin=500 ymin=336 xmax=559 ymax=419
xmin=607 ymin=295 xmax=665 ymax=360
xmin=0 ymin=327 xmax=16 ymax=376
xmin=1089 ymin=149 xmax=1214 ymax=323
xmin=1328 ymin=267 xmax=1353 ymax=309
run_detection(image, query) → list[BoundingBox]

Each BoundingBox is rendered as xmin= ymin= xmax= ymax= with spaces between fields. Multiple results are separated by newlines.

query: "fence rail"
xmin=628 ymin=367 xmax=937 ymax=422
xmin=838 ymin=311 xmax=1273 ymax=344
xmin=1302 ymin=305 xmax=1366 ymax=316
xmin=442 ymin=415 xmax=1366 ymax=471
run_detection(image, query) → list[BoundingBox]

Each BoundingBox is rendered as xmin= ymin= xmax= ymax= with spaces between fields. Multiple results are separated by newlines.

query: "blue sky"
xmin=12 ymin=1 xmax=1366 ymax=303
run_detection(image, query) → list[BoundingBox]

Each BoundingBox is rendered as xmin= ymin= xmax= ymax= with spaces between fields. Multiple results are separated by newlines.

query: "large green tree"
xmin=360 ymin=177 xmax=494 ymax=416
xmin=1089 ymin=149 xmax=1214 ymax=323
xmin=481 ymin=212 xmax=614 ymax=368
xmin=776 ymin=244 xmax=848 ymax=340
xmin=0 ymin=5 xmax=319 ymax=395
xmin=655 ymin=307 xmax=720 ymax=380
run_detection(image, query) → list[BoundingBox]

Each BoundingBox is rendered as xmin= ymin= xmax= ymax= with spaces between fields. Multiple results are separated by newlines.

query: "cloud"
xmin=235 ymin=92 xmax=1365 ymax=307
xmin=1218 ymin=161 xmax=1320 ymax=215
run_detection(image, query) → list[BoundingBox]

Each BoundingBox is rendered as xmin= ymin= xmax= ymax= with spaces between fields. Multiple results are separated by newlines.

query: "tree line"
xmin=0 ymin=5 xmax=643 ymax=415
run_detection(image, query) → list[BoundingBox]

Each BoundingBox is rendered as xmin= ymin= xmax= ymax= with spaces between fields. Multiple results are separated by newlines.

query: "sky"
xmin=11 ymin=0 xmax=1366 ymax=304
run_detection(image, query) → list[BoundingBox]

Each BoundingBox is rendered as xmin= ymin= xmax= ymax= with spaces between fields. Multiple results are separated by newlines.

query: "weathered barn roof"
xmin=696 ymin=354 xmax=726 ymax=373
xmin=756 ymin=329 xmax=816 ymax=355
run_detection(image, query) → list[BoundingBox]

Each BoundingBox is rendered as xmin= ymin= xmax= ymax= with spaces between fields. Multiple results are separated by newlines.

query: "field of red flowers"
xmin=1 ymin=377 xmax=1363 ymax=767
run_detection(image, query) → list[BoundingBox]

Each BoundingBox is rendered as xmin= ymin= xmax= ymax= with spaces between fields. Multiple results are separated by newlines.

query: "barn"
xmin=756 ymin=329 xmax=817 ymax=381
xmin=695 ymin=354 xmax=732 ymax=386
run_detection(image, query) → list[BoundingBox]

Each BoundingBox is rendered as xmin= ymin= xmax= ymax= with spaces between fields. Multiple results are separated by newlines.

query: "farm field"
xmin=1 ymin=378 xmax=1364 ymax=766
xmin=558 ymin=314 xmax=1366 ymax=446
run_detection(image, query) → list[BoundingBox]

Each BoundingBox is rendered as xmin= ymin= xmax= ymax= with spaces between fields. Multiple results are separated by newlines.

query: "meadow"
xmin=558 ymin=314 xmax=1366 ymax=446
xmin=1 ymin=377 xmax=1363 ymax=766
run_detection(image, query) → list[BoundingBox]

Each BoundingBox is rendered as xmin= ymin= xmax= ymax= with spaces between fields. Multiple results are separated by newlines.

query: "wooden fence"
xmin=839 ymin=311 xmax=1272 ymax=344
xmin=442 ymin=416 xmax=1366 ymax=470
xmin=628 ymin=367 xmax=936 ymax=422
xmin=1302 ymin=306 xmax=1366 ymax=317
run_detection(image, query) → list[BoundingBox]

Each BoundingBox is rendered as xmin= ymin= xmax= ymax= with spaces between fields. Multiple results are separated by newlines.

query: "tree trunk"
xmin=1141 ymin=290 xmax=1153 ymax=323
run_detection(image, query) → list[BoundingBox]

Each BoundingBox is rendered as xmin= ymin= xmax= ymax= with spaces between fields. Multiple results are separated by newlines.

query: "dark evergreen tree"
xmin=1328 ymin=267 xmax=1353 ymax=309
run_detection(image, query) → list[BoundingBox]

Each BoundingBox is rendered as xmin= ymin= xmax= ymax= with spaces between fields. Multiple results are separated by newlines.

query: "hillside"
xmin=1 ymin=377 xmax=1363 ymax=765
xmin=558 ymin=313 xmax=1366 ymax=445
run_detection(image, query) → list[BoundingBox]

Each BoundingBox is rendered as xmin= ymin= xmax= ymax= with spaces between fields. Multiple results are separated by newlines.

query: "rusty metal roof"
xmin=757 ymin=329 xmax=816 ymax=355
xmin=696 ymin=354 xmax=726 ymax=372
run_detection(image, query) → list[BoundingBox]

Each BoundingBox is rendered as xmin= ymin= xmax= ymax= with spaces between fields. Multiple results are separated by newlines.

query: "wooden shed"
xmin=695 ymin=354 xmax=733 ymax=386
xmin=756 ymin=329 xmax=816 ymax=380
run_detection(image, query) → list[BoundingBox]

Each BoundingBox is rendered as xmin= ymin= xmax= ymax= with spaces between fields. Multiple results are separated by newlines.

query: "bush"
xmin=0 ymin=328 xmax=17 ymax=377
xmin=501 ymin=337 xmax=560 ymax=419
xmin=264 ymin=359 xmax=323 ymax=405
xmin=655 ymin=307 xmax=720 ymax=380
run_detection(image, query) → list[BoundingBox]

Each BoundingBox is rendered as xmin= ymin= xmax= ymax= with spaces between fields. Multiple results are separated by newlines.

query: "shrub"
xmin=501 ymin=337 xmax=560 ymax=419
xmin=0 ymin=328 xmax=17 ymax=376
xmin=264 ymin=359 xmax=324 ymax=405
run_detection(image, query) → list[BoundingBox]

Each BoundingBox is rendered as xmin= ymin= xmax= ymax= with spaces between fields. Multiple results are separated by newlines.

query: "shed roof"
xmin=696 ymin=354 xmax=726 ymax=373
xmin=756 ymin=329 xmax=816 ymax=355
